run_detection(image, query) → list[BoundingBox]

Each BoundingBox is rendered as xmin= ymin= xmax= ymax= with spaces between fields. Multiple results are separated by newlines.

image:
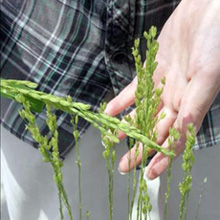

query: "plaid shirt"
xmin=1 ymin=0 xmax=219 ymax=158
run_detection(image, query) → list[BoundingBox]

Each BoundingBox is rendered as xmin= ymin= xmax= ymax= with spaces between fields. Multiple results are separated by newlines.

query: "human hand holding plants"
xmin=105 ymin=0 xmax=220 ymax=180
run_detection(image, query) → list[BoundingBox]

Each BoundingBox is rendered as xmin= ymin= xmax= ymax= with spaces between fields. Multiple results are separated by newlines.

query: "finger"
xmin=146 ymin=105 xmax=200 ymax=180
xmin=105 ymin=77 xmax=137 ymax=116
xmin=118 ymin=109 xmax=136 ymax=139
xmin=118 ymin=143 xmax=143 ymax=173
xmin=146 ymin=104 xmax=195 ymax=180
xmin=155 ymin=106 xmax=177 ymax=145
xmin=118 ymin=101 xmax=164 ymax=140
xmin=146 ymin=133 xmax=186 ymax=180
xmin=178 ymin=73 xmax=220 ymax=132
xmin=146 ymin=74 xmax=220 ymax=180
xmin=118 ymin=143 xmax=155 ymax=173
xmin=146 ymin=102 xmax=198 ymax=180
xmin=118 ymin=106 xmax=177 ymax=172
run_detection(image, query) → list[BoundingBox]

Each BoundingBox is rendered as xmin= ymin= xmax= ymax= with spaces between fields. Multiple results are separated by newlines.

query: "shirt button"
xmin=109 ymin=50 xmax=135 ymax=77
xmin=111 ymin=51 xmax=126 ymax=64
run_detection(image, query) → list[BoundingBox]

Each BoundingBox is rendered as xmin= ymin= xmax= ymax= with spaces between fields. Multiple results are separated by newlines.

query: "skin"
xmin=105 ymin=0 xmax=220 ymax=180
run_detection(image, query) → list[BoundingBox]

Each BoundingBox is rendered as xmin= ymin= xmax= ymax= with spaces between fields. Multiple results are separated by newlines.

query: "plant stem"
xmin=178 ymin=124 xmax=195 ymax=220
xmin=163 ymin=128 xmax=179 ymax=220
xmin=1 ymin=80 xmax=173 ymax=157
xmin=71 ymin=115 xmax=82 ymax=220
xmin=129 ymin=144 xmax=139 ymax=219
xmin=196 ymin=177 xmax=207 ymax=220
xmin=16 ymin=96 xmax=73 ymax=220
xmin=127 ymin=151 xmax=131 ymax=216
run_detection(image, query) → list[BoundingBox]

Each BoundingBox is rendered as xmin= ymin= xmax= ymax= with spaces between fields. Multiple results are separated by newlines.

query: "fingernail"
xmin=146 ymin=167 xmax=156 ymax=180
xmin=118 ymin=155 xmax=128 ymax=174
xmin=147 ymin=169 xmax=153 ymax=180
xmin=118 ymin=166 xmax=127 ymax=175
xmin=143 ymin=173 xmax=151 ymax=181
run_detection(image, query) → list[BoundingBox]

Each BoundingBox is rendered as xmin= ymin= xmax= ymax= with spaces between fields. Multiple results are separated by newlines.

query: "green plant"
xmin=163 ymin=128 xmax=180 ymax=220
xmin=71 ymin=114 xmax=83 ymax=220
xmin=0 ymin=79 xmax=172 ymax=157
xmin=131 ymin=26 xmax=163 ymax=220
xmin=179 ymin=124 xmax=195 ymax=220
xmin=16 ymin=95 xmax=73 ymax=220
xmin=196 ymin=177 xmax=208 ymax=220
xmin=99 ymin=102 xmax=118 ymax=220
xmin=0 ymin=26 xmax=200 ymax=220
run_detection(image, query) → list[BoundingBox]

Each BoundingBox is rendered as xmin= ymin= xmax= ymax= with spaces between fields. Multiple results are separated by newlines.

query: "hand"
xmin=105 ymin=0 xmax=220 ymax=179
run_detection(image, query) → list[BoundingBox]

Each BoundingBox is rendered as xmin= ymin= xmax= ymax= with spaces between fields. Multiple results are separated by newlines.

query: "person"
xmin=1 ymin=0 xmax=219 ymax=220
xmin=105 ymin=0 xmax=220 ymax=219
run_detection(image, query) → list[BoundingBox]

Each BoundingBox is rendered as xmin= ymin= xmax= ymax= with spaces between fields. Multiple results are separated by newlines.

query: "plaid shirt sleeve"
xmin=1 ymin=0 xmax=219 ymax=158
